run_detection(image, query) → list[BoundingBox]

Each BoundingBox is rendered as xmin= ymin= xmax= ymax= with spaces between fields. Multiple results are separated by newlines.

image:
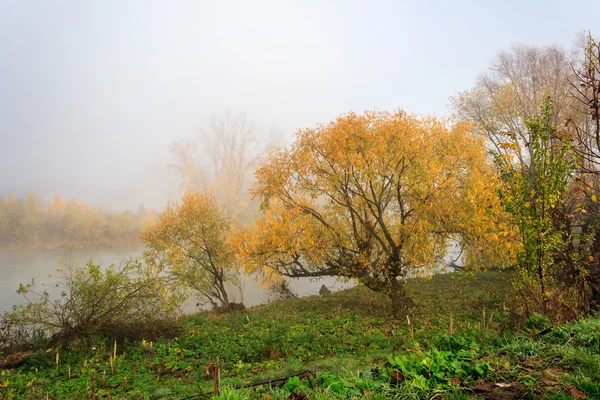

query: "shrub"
xmin=522 ymin=313 xmax=552 ymax=332
xmin=3 ymin=257 xmax=186 ymax=345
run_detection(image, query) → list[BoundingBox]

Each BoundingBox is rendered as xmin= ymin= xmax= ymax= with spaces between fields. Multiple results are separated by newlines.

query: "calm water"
xmin=0 ymin=247 xmax=351 ymax=313
xmin=0 ymin=240 xmax=464 ymax=313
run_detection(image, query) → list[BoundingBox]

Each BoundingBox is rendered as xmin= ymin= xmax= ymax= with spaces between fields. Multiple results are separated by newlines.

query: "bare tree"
xmin=568 ymin=33 xmax=600 ymax=178
xmin=170 ymin=112 xmax=262 ymax=220
xmin=453 ymin=44 xmax=573 ymax=170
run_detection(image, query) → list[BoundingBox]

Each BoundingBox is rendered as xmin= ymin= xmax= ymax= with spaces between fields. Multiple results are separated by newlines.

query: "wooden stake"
xmin=110 ymin=355 xmax=115 ymax=375
xmin=123 ymin=376 xmax=127 ymax=391
xmin=488 ymin=311 xmax=494 ymax=328
xmin=55 ymin=352 xmax=59 ymax=372
xmin=68 ymin=364 xmax=71 ymax=379
xmin=213 ymin=357 xmax=220 ymax=395
xmin=102 ymin=369 xmax=106 ymax=388
xmin=449 ymin=313 xmax=454 ymax=335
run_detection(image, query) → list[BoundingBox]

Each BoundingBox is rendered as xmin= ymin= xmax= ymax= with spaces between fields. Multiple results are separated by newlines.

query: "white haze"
xmin=0 ymin=0 xmax=598 ymax=209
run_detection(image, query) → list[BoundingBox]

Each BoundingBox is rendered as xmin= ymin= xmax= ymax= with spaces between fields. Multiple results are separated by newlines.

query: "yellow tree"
xmin=237 ymin=110 xmax=511 ymax=313
xmin=140 ymin=191 xmax=240 ymax=308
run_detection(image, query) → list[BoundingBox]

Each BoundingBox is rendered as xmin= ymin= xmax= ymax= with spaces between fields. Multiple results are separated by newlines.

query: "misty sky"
xmin=1 ymin=0 xmax=598 ymax=210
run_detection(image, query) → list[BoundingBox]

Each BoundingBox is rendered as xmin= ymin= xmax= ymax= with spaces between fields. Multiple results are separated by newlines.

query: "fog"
xmin=0 ymin=0 xmax=598 ymax=209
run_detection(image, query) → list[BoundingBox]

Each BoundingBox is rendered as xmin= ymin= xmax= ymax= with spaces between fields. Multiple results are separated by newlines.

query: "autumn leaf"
xmin=389 ymin=370 xmax=404 ymax=381
xmin=522 ymin=359 xmax=535 ymax=367
xmin=471 ymin=382 xmax=492 ymax=392
xmin=571 ymin=388 xmax=587 ymax=399
xmin=450 ymin=377 xmax=462 ymax=386
xmin=541 ymin=377 xmax=556 ymax=385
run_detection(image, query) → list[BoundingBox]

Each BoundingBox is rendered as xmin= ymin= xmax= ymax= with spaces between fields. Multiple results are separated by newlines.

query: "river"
xmin=0 ymin=240 xmax=465 ymax=313
xmin=0 ymin=246 xmax=352 ymax=313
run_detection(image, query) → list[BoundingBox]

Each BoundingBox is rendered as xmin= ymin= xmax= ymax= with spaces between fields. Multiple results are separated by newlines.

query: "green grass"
xmin=2 ymin=270 xmax=599 ymax=399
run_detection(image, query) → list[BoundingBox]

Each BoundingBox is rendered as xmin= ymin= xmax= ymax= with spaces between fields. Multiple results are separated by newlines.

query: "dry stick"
xmin=110 ymin=355 xmax=115 ymax=376
xmin=213 ymin=357 xmax=220 ymax=395
xmin=91 ymin=372 xmax=96 ymax=397
xmin=102 ymin=369 xmax=106 ymax=388
xmin=482 ymin=307 xmax=486 ymax=330
xmin=449 ymin=313 xmax=454 ymax=335
xmin=55 ymin=352 xmax=59 ymax=373
xmin=123 ymin=376 xmax=127 ymax=391
xmin=68 ymin=364 xmax=71 ymax=380
xmin=488 ymin=311 xmax=494 ymax=328
xmin=113 ymin=340 xmax=117 ymax=374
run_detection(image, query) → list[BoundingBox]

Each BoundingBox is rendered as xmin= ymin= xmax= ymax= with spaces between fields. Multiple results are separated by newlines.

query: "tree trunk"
xmin=388 ymin=278 xmax=413 ymax=317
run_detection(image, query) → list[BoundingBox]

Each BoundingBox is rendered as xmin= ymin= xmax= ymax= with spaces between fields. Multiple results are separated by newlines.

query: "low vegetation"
xmin=1 ymin=271 xmax=598 ymax=399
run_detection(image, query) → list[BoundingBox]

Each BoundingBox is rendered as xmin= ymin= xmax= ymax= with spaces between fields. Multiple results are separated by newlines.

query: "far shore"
xmin=0 ymin=239 xmax=142 ymax=253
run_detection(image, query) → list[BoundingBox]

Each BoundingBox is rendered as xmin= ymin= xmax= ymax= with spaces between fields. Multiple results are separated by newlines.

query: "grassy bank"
xmin=2 ymin=271 xmax=599 ymax=399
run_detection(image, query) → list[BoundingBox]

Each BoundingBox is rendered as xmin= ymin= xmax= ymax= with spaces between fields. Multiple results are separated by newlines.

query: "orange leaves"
xmin=243 ymin=110 xmax=503 ymax=289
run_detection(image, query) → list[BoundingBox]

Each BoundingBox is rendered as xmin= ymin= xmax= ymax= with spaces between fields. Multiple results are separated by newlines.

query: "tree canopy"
xmin=140 ymin=191 xmax=240 ymax=308
xmin=236 ymin=110 xmax=510 ymax=313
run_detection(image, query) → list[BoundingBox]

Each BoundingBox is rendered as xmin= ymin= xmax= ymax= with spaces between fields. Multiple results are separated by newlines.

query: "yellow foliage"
xmin=236 ymin=110 xmax=513 ymax=288
xmin=140 ymin=191 xmax=240 ymax=306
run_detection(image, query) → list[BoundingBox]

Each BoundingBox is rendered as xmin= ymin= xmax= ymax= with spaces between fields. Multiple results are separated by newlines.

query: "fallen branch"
xmin=0 ymin=351 xmax=36 ymax=369
xmin=235 ymin=369 xmax=315 ymax=389
xmin=180 ymin=368 xmax=315 ymax=400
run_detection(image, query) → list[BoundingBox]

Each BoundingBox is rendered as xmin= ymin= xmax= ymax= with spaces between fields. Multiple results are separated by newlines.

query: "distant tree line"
xmin=0 ymin=193 xmax=155 ymax=248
